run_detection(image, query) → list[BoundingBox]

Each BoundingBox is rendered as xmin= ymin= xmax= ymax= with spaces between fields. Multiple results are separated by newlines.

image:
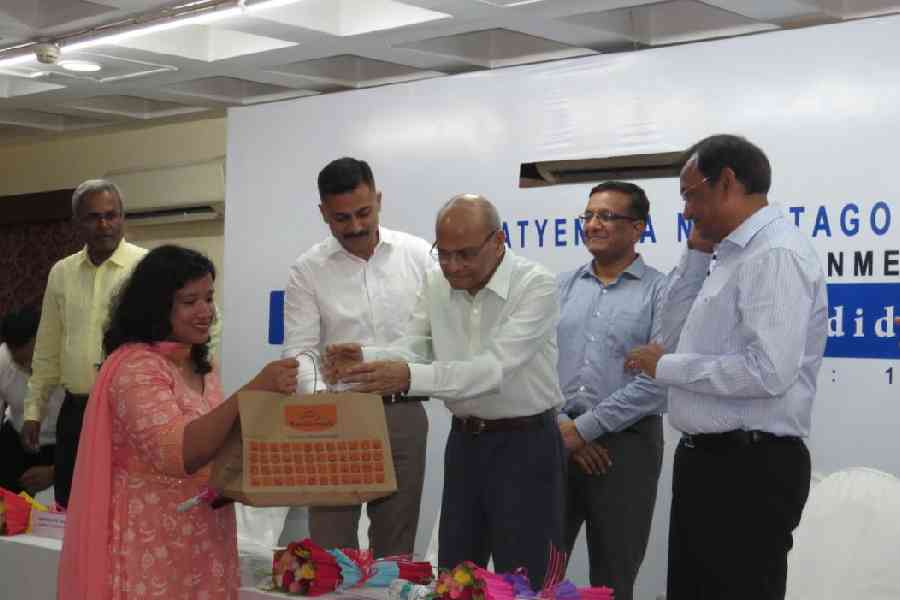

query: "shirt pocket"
xmin=609 ymin=305 xmax=653 ymax=354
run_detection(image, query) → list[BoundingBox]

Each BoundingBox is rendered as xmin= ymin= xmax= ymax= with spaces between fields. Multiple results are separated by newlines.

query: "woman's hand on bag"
xmin=245 ymin=358 xmax=299 ymax=394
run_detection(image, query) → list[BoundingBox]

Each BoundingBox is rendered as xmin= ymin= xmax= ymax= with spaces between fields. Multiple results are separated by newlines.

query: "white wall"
xmin=224 ymin=15 xmax=899 ymax=599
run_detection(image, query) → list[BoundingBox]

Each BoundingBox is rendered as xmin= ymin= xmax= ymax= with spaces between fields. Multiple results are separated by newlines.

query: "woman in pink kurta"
xmin=106 ymin=347 xmax=238 ymax=599
xmin=58 ymin=245 xmax=298 ymax=600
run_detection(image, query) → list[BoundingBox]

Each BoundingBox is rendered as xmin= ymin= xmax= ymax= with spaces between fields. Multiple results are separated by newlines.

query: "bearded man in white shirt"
xmin=283 ymin=157 xmax=432 ymax=556
xmin=327 ymin=194 xmax=565 ymax=588
xmin=627 ymin=134 xmax=828 ymax=600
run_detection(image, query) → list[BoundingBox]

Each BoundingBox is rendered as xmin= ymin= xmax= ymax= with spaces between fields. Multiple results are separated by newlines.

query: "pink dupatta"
xmin=57 ymin=341 xmax=188 ymax=600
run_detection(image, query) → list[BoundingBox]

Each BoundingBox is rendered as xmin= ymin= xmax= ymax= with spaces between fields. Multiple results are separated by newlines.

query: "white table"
xmin=0 ymin=534 xmax=393 ymax=600
xmin=0 ymin=534 xmax=62 ymax=600
xmin=241 ymin=585 xmax=391 ymax=600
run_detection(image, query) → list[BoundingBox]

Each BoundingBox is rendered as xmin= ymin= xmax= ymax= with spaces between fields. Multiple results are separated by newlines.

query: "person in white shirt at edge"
xmin=326 ymin=194 xmax=565 ymax=589
xmin=626 ymin=134 xmax=828 ymax=600
xmin=0 ymin=306 xmax=64 ymax=496
xmin=282 ymin=157 xmax=432 ymax=557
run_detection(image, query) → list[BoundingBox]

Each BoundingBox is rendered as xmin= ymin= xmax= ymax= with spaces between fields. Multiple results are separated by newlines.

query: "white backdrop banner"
xmin=224 ymin=14 xmax=899 ymax=599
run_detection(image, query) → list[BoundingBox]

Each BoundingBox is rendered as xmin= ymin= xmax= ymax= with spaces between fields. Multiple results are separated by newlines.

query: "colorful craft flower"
xmin=271 ymin=538 xmax=433 ymax=596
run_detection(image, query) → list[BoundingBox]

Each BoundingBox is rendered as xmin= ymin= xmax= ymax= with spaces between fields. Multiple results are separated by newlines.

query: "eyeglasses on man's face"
xmin=78 ymin=210 xmax=123 ymax=226
xmin=431 ymin=230 xmax=498 ymax=264
xmin=680 ymin=176 xmax=712 ymax=202
xmin=577 ymin=210 xmax=640 ymax=224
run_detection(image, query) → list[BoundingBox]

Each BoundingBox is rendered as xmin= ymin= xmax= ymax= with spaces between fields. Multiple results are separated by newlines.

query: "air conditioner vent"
xmin=520 ymin=151 xmax=683 ymax=188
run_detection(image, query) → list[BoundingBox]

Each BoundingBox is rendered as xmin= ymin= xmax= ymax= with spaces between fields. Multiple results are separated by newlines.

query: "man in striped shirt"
xmin=627 ymin=134 xmax=828 ymax=600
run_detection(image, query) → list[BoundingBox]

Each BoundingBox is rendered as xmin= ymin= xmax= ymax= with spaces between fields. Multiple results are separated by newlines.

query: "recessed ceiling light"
xmin=59 ymin=60 xmax=102 ymax=72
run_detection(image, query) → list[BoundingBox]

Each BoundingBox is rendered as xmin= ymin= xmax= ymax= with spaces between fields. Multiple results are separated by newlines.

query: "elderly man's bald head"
xmin=435 ymin=193 xmax=501 ymax=236
xmin=433 ymin=194 xmax=506 ymax=295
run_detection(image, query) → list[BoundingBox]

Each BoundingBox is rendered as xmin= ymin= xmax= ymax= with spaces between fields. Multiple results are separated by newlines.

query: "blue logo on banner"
xmin=825 ymin=283 xmax=898 ymax=359
xmin=268 ymin=290 xmax=285 ymax=344
xmin=267 ymin=284 xmax=899 ymax=359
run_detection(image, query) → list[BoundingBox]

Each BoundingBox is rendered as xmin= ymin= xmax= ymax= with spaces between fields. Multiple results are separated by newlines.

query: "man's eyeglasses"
xmin=431 ymin=230 xmax=498 ymax=264
xmin=79 ymin=211 xmax=122 ymax=225
xmin=577 ymin=210 xmax=640 ymax=224
xmin=680 ymin=176 xmax=712 ymax=202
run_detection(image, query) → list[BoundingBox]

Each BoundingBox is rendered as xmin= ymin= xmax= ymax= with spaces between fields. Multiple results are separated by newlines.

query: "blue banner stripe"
xmin=266 ymin=284 xmax=899 ymax=358
xmin=825 ymin=282 xmax=898 ymax=359
xmin=268 ymin=290 xmax=284 ymax=345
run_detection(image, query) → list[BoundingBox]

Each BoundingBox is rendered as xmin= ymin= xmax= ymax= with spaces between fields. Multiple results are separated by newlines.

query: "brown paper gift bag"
xmin=210 ymin=390 xmax=398 ymax=506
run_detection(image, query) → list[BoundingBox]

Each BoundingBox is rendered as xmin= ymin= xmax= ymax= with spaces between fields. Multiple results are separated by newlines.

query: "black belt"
xmin=382 ymin=394 xmax=427 ymax=405
xmin=681 ymin=430 xmax=799 ymax=450
xmin=452 ymin=409 xmax=553 ymax=435
xmin=64 ymin=391 xmax=89 ymax=409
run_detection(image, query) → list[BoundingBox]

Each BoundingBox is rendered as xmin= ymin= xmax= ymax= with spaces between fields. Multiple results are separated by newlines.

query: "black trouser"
xmin=438 ymin=410 xmax=565 ymax=589
xmin=667 ymin=434 xmax=811 ymax=600
xmin=0 ymin=420 xmax=54 ymax=494
xmin=55 ymin=391 xmax=88 ymax=508
xmin=564 ymin=414 xmax=663 ymax=600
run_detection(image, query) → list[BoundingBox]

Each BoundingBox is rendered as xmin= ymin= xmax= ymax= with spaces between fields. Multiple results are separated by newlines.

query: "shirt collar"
xmin=76 ymin=238 xmax=130 ymax=267
xmin=483 ymin=250 xmax=514 ymax=301
xmin=578 ymin=254 xmax=647 ymax=281
xmin=723 ymin=204 xmax=782 ymax=249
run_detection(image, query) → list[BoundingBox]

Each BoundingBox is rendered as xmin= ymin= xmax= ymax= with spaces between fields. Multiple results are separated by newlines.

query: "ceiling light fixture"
xmin=243 ymin=0 xmax=306 ymax=11
xmin=59 ymin=60 xmax=102 ymax=72
xmin=0 ymin=0 xmax=310 ymax=67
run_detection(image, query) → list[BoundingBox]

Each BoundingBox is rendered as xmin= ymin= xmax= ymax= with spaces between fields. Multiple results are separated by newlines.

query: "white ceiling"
xmin=1 ymin=0 xmax=898 ymax=142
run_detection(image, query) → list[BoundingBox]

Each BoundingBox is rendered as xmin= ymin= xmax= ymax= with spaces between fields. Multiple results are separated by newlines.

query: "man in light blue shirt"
xmin=628 ymin=135 xmax=827 ymax=600
xmin=557 ymin=181 xmax=666 ymax=600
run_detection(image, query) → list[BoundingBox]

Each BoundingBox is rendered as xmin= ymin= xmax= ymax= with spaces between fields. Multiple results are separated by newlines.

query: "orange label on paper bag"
xmin=284 ymin=404 xmax=338 ymax=432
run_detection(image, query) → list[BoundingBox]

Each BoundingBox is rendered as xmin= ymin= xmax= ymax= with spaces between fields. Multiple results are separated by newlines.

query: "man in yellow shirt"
xmin=22 ymin=179 xmax=147 ymax=507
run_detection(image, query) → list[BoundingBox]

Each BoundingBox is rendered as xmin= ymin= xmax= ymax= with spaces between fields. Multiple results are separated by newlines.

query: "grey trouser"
xmin=564 ymin=414 xmax=663 ymax=600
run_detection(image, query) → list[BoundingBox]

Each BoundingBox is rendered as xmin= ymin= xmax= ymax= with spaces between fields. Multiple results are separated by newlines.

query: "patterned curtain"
xmin=0 ymin=220 xmax=82 ymax=317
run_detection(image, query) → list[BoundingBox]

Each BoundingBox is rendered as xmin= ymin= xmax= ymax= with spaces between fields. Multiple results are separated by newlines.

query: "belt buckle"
xmin=464 ymin=417 xmax=486 ymax=436
xmin=683 ymin=435 xmax=695 ymax=449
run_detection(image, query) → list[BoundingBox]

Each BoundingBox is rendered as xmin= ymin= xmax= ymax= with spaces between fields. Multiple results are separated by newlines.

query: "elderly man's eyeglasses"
xmin=577 ymin=210 xmax=640 ymax=224
xmin=79 ymin=210 xmax=122 ymax=225
xmin=680 ymin=176 xmax=712 ymax=202
xmin=431 ymin=230 xmax=498 ymax=264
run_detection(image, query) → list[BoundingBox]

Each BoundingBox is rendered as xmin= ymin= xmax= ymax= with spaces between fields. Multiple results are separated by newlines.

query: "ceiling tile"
xmin=704 ymin=0 xmax=824 ymax=21
xmin=818 ymin=0 xmax=900 ymax=18
xmin=0 ymin=107 xmax=116 ymax=131
xmin=0 ymin=74 xmax=66 ymax=98
xmin=562 ymin=0 xmax=777 ymax=46
xmin=395 ymin=28 xmax=595 ymax=68
xmin=64 ymin=95 xmax=210 ymax=119
xmin=163 ymin=76 xmax=319 ymax=105
xmin=472 ymin=0 xmax=550 ymax=6
xmin=5 ymin=51 xmax=177 ymax=84
xmin=268 ymin=54 xmax=444 ymax=87
xmin=0 ymin=0 xmax=115 ymax=30
xmin=247 ymin=0 xmax=451 ymax=37
xmin=107 ymin=23 xmax=299 ymax=63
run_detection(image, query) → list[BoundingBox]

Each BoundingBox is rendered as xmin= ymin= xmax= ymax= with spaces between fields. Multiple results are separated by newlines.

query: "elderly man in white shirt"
xmin=327 ymin=194 xmax=565 ymax=588
xmin=283 ymin=157 xmax=432 ymax=557
xmin=627 ymin=135 xmax=828 ymax=600
xmin=0 ymin=307 xmax=63 ymax=496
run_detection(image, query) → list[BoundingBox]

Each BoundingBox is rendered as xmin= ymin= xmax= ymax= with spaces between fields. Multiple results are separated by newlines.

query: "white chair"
xmin=235 ymin=504 xmax=290 ymax=587
xmin=785 ymin=467 xmax=900 ymax=600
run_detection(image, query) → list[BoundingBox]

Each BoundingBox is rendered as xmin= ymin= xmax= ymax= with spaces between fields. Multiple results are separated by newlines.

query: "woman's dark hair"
xmin=104 ymin=245 xmax=216 ymax=374
xmin=1 ymin=305 xmax=41 ymax=349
